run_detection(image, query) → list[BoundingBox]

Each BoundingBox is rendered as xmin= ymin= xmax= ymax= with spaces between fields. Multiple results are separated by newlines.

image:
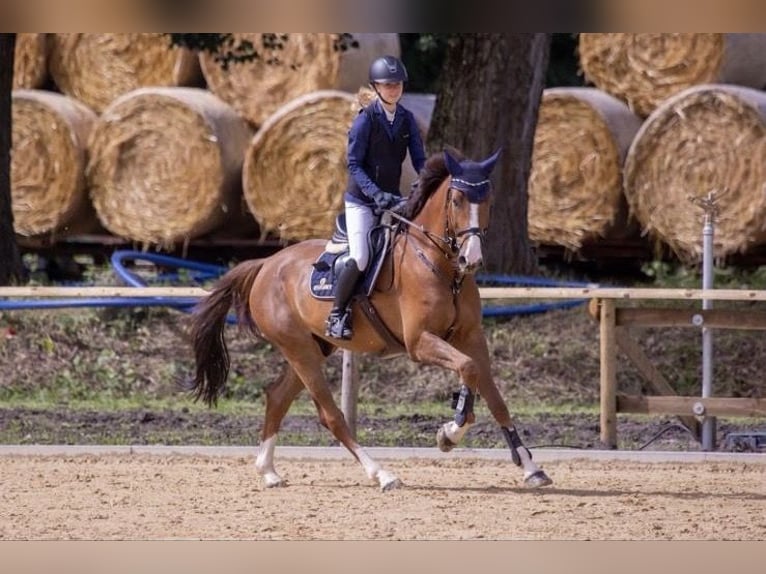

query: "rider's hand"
xmin=373 ymin=192 xmax=400 ymax=210
xmin=392 ymin=196 xmax=408 ymax=215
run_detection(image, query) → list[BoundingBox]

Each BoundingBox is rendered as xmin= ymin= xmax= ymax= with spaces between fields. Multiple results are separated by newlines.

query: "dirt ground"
xmin=1 ymin=453 xmax=764 ymax=540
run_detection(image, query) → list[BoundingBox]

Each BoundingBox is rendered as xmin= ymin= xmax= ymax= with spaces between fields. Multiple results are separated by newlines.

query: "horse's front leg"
xmin=411 ymin=331 xmax=552 ymax=488
xmin=409 ymin=331 xmax=479 ymax=450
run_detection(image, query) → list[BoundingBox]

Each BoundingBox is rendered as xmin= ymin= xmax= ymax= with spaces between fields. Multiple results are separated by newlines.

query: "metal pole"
xmin=698 ymin=192 xmax=718 ymax=451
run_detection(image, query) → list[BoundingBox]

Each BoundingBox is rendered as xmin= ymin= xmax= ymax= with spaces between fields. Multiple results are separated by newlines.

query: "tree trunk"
xmin=427 ymin=33 xmax=551 ymax=275
xmin=0 ymin=33 xmax=24 ymax=285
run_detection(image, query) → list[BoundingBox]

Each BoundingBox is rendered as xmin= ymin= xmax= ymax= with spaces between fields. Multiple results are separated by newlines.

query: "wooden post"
xmin=599 ymin=298 xmax=617 ymax=448
xmin=340 ymin=350 xmax=359 ymax=439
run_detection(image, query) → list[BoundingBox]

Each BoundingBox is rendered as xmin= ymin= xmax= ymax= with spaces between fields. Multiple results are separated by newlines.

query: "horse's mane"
xmin=399 ymin=147 xmax=464 ymax=220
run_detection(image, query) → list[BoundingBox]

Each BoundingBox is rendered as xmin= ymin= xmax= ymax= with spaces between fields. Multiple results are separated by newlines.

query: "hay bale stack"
xmin=11 ymin=89 xmax=99 ymax=237
xmin=200 ymin=33 xmax=399 ymax=126
xmin=49 ymin=33 xmax=201 ymax=114
xmin=14 ymin=34 xmax=49 ymax=89
xmin=624 ymin=85 xmax=766 ymax=261
xmin=243 ymin=90 xmax=358 ymax=241
xmin=528 ymin=87 xmax=643 ymax=251
xmin=87 ymin=87 xmax=254 ymax=247
xmin=579 ymin=33 xmax=766 ymax=117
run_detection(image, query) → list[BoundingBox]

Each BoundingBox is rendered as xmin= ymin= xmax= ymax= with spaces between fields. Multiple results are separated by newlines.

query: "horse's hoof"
xmin=524 ymin=470 xmax=553 ymax=488
xmin=263 ymin=475 xmax=288 ymax=488
xmin=380 ymin=477 xmax=403 ymax=492
xmin=436 ymin=426 xmax=456 ymax=452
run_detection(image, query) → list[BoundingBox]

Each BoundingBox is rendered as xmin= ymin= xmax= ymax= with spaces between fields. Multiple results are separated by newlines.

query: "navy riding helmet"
xmin=369 ymin=55 xmax=408 ymax=84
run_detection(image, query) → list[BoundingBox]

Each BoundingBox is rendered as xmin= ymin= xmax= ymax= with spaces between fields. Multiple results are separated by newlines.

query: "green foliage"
xmin=399 ymin=33 xmax=448 ymax=93
xmin=167 ymin=33 xmax=359 ymax=71
xmin=400 ymin=33 xmax=582 ymax=94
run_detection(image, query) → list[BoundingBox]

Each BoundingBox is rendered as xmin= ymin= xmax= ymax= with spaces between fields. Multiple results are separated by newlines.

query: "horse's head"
xmin=444 ymin=148 xmax=501 ymax=274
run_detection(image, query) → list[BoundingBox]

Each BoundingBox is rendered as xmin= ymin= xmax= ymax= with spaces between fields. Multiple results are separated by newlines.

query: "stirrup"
xmin=325 ymin=310 xmax=352 ymax=340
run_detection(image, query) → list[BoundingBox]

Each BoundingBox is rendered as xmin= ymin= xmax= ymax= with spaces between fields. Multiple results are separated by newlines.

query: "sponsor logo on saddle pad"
xmin=309 ymin=229 xmax=390 ymax=301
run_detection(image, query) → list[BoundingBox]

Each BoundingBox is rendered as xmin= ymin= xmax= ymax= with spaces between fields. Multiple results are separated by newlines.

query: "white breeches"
xmin=345 ymin=201 xmax=377 ymax=272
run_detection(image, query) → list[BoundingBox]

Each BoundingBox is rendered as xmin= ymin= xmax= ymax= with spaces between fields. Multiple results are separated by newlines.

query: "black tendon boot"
xmin=325 ymin=259 xmax=362 ymax=339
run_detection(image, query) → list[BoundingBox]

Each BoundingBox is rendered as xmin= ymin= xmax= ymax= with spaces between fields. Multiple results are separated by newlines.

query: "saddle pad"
xmin=309 ymin=252 xmax=342 ymax=299
xmin=309 ymin=227 xmax=390 ymax=300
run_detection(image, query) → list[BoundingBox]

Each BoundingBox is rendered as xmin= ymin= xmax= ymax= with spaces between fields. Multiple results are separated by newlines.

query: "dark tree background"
xmin=0 ymin=33 xmax=23 ymax=286
xmin=427 ymin=34 xmax=551 ymax=275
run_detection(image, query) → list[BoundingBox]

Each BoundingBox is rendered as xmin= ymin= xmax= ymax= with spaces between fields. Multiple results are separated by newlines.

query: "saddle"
xmin=310 ymin=212 xmax=405 ymax=354
xmin=309 ymin=212 xmax=391 ymax=301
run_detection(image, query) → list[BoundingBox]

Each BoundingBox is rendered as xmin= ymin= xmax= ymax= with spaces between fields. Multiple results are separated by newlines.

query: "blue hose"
xmin=110 ymin=250 xmax=228 ymax=288
xmin=475 ymin=273 xmax=590 ymax=317
xmin=0 ymin=251 xmax=227 ymax=314
xmin=0 ymin=298 xmax=199 ymax=311
xmin=1 ymin=250 xmax=591 ymax=319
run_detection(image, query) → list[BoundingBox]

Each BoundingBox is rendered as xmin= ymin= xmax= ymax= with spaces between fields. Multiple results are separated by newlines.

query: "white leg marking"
xmin=353 ymin=446 xmax=402 ymax=491
xmin=443 ymin=420 xmax=473 ymax=445
xmin=516 ymin=445 xmax=542 ymax=480
xmin=255 ymin=435 xmax=286 ymax=487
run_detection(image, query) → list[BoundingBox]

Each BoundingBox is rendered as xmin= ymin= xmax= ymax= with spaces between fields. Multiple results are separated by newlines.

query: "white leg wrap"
xmin=255 ymin=435 xmax=286 ymax=487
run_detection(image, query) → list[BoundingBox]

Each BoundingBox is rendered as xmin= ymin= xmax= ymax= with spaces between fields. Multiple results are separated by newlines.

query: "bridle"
xmin=386 ymin=179 xmax=490 ymax=293
xmin=389 ymin=179 xmax=489 ymax=258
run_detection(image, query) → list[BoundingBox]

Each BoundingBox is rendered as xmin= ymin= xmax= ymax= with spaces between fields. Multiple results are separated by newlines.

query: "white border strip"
xmin=0 ymin=445 xmax=763 ymax=464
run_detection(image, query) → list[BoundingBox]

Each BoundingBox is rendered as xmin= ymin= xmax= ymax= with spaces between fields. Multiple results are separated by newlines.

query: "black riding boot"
xmin=325 ymin=259 xmax=362 ymax=340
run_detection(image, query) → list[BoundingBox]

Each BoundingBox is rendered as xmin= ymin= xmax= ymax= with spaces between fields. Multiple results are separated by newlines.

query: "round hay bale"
xmin=243 ymin=90 xmax=359 ymax=241
xmin=200 ymin=33 xmax=399 ymax=126
xmin=14 ymin=33 xmax=49 ymax=89
xmin=11 ymin=89 xmax=99 ymax=237
xmin=624 ymin=84 xmax=766 ymax=261
xmin=49 ymin=33 xmax=201 ymax=114
xmin=86 ymin=87 xmax=254 ymax=248
xmin=528 ymin=87 xmax=643 ymax=251
xmin=579 ymin=33 xmax=766 ymax=117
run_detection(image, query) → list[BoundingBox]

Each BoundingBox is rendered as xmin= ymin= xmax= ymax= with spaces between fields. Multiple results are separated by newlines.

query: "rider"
xmin=325 ymin=55 xmax=427 ymax=340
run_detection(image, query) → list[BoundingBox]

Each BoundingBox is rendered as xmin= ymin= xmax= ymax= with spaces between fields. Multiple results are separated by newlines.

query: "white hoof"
xmin=262 ymin=472 xmax=287 ymax=488
xmin=524 ymin=470 xmax=552 ymax=488
xmin=378 ymin=470 xmax=403 ymax=492
xmin=436 ymin=426 xmax=456 ymax=452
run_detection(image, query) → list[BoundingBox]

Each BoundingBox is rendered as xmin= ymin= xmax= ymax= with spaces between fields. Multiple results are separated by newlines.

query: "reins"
xmin=384 ymin=187 xmax=483 ymax=295
xmin=387 ymin=209 xmax=454 ymax=258
xmin=387 ymin=188 xmax=487 ymax=258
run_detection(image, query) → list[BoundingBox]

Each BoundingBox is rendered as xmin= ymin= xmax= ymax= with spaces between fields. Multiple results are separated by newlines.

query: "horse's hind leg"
xmin=281 ymin=347 xmax=402 ymax=491
xmin=255 ymin=366 xmax=304 ymax=487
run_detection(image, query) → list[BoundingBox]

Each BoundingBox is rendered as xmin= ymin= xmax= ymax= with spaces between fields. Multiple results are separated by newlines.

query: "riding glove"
xmin=373 ymin=191 xmax=400 ymax=210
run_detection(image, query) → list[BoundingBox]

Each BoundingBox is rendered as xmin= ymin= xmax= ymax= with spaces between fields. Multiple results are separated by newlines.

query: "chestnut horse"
xmin=186 ymin=149 xmax=552 ymax=491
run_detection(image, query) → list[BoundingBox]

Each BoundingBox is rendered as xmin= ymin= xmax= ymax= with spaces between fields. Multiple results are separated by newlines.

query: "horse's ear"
xmin=480 ymin=148 xmax=502 ymax=175
xmin=444 ymin=149 xmax=463 ymax=176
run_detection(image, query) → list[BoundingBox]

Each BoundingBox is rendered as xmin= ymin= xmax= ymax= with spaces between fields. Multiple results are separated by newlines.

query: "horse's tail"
xmin=185 ymin=259 xmax=264 ymax=407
